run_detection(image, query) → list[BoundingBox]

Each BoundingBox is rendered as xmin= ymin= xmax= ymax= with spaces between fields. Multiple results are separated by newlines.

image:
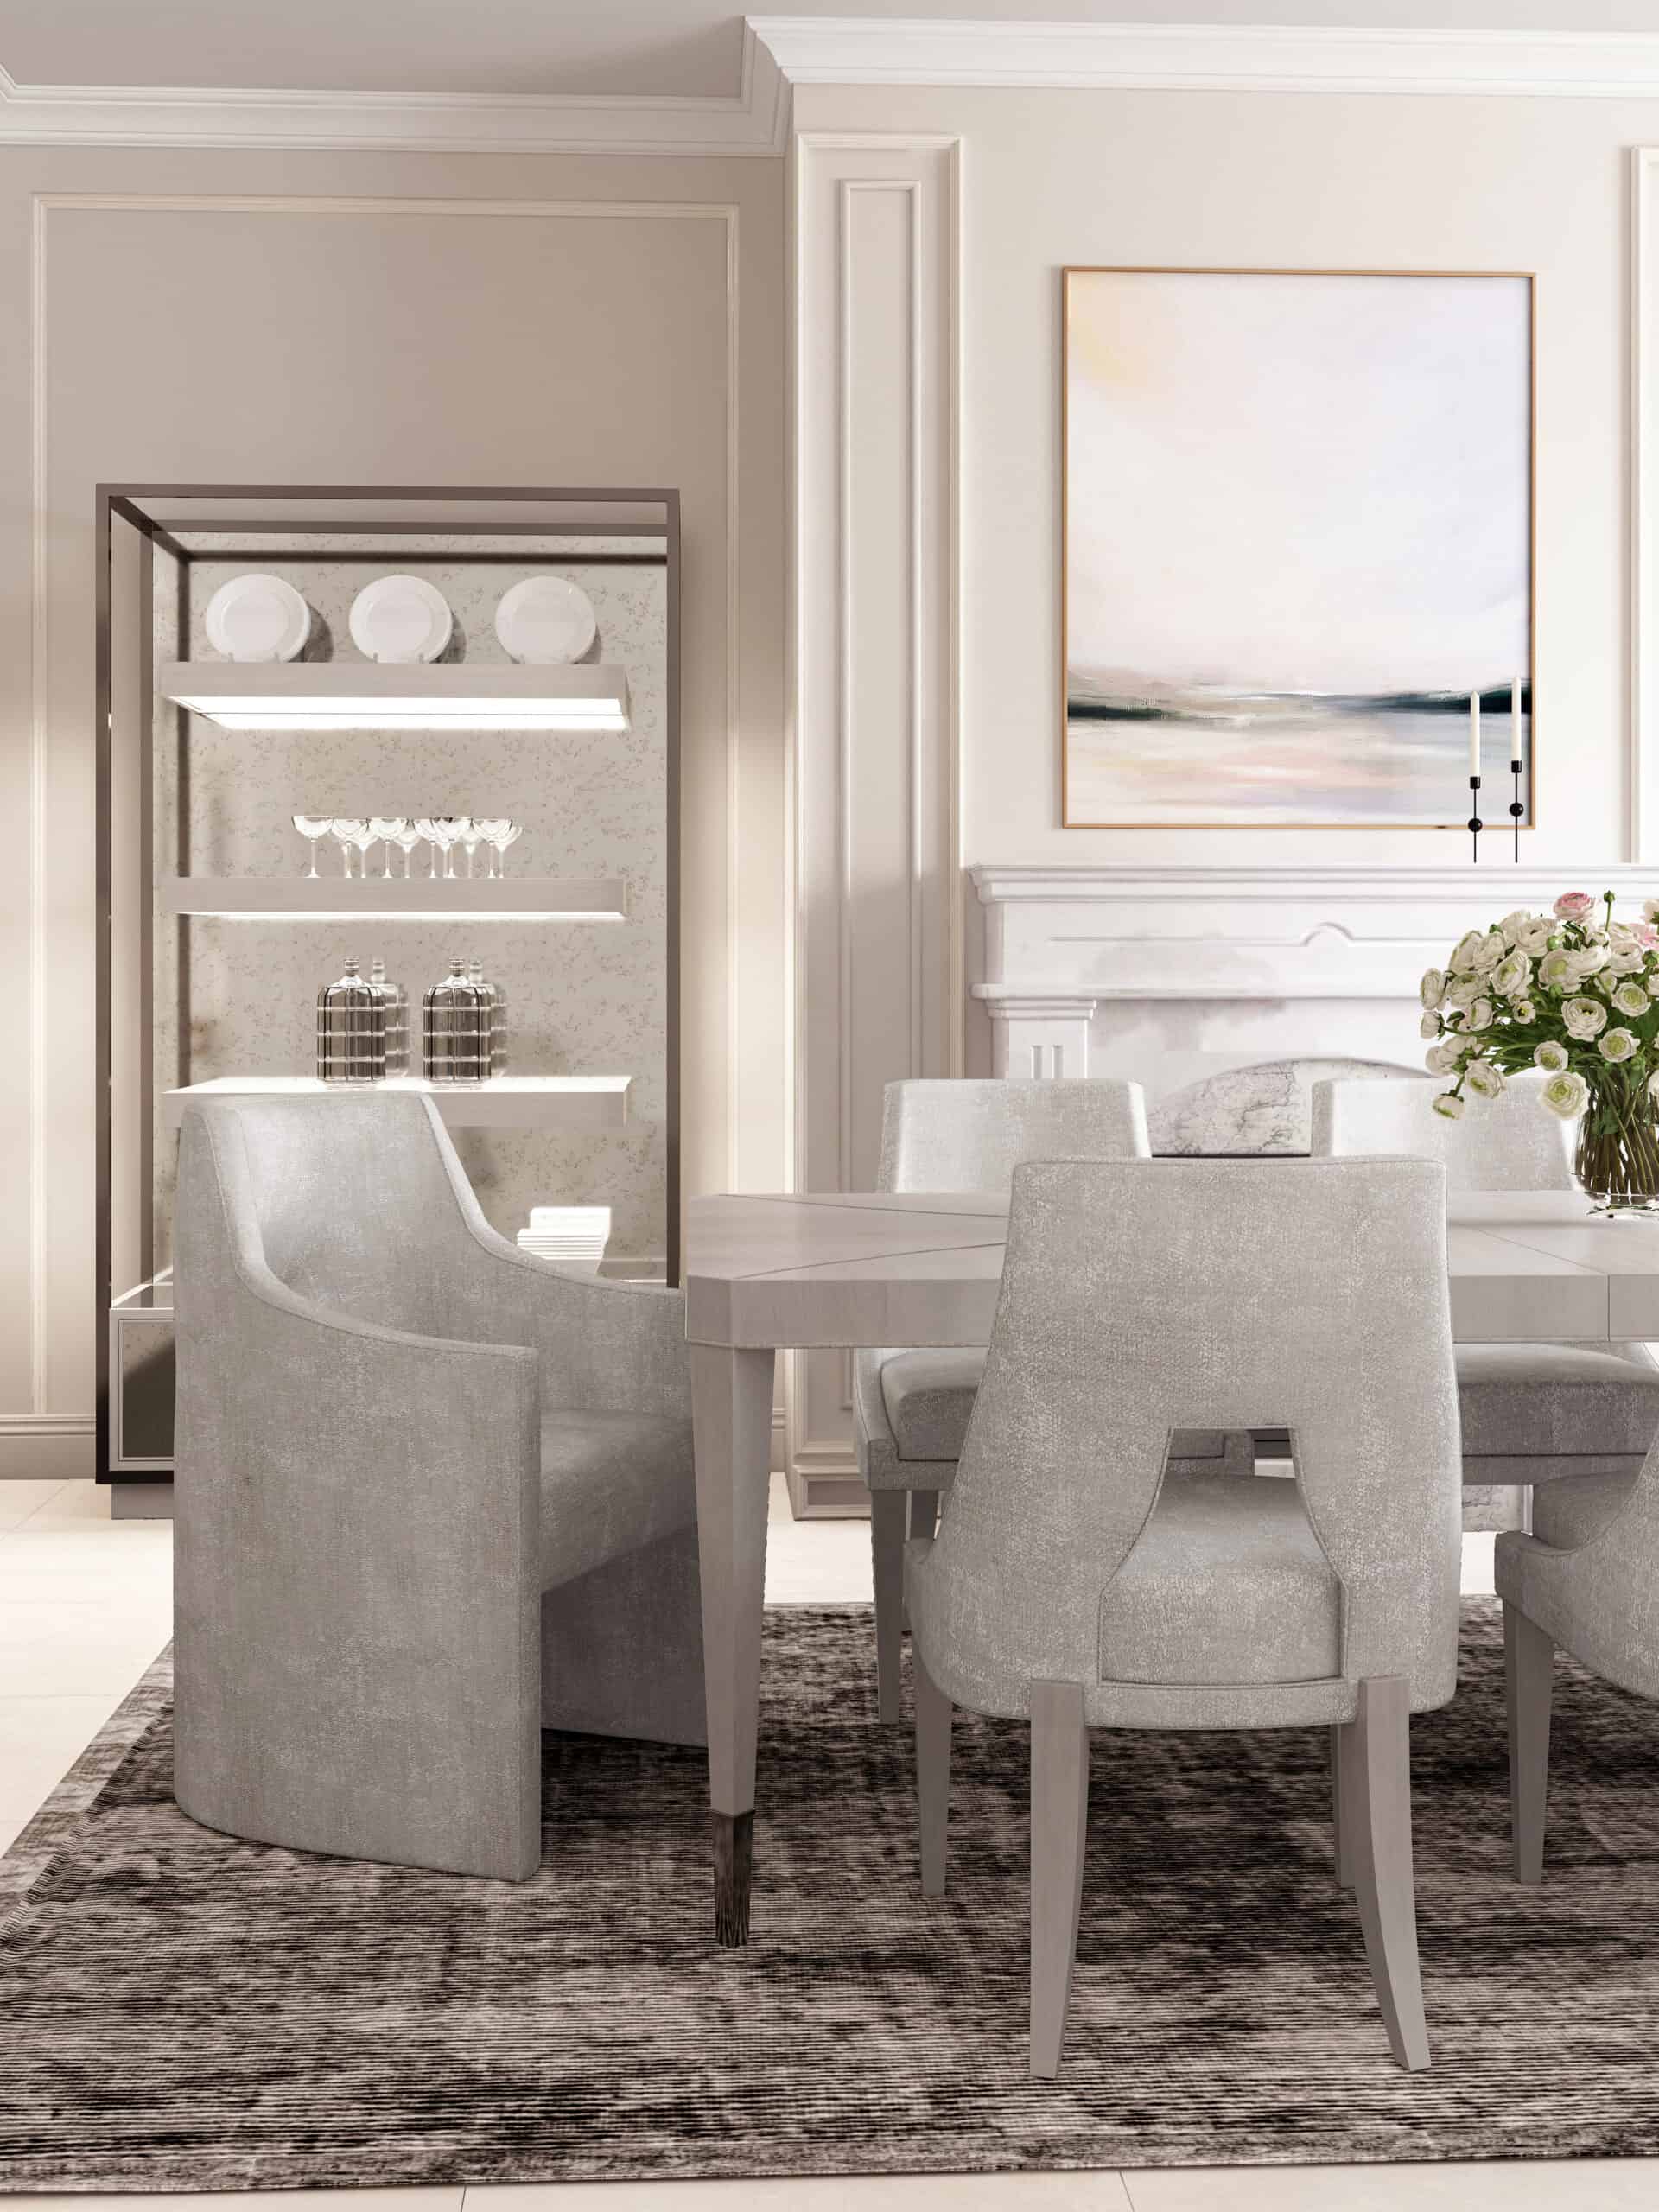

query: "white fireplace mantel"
xmin=969 ymin=862 xmax=1658 ymax=1083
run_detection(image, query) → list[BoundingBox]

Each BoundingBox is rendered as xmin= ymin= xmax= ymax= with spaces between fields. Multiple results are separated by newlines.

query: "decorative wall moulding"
xmin=0 ymin=26 xmax=788 ymax=154
xmin=751 ymin=17 xmax=1659 ymax=99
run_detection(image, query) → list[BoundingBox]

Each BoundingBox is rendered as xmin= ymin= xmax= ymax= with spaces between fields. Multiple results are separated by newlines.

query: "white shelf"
xmin=158 ymin=876 xmax=627 ymax=921
xmin=158 ymin=660 xmax=629 ymax=731
xmin=163 ymin=1076 xmax=630 ymax=1132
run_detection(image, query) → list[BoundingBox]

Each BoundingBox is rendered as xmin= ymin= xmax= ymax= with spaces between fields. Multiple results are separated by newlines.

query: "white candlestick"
xmin=1470 ymin=691 xmax=1481 ymax=776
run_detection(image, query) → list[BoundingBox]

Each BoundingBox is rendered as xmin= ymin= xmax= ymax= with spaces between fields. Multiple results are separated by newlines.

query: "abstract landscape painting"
xmin=1063 ymin=268 xmax=1533 ymax=828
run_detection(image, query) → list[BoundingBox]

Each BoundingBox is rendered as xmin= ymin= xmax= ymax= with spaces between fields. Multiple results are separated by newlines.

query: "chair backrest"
xmin=177 ymin=1092 xmax=491 ymax=1342
xmin=878 ymin=1079 xmax=1149 ymax=1194
xmin=1311 ymin=1071 xmax=1573 ymax=1192
xmin=1146 ymin=1055 xmax=1421 ymax=1157
xmin=929 ymin=1157 xmax=1460 ymax=1701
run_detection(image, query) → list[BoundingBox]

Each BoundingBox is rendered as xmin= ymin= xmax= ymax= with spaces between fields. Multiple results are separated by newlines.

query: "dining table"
xmin=684 ymin=1185 xmax=1659 ymax=1945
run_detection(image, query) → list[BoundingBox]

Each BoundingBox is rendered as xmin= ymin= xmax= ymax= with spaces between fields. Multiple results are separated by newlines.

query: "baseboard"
xmin=0 ymin=1418 xmax=95 ymax=1480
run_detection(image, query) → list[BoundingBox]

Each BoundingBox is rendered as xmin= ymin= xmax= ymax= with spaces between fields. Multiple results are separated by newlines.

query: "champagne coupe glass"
xmin=430 ymin=817 xmax=468 ymax=880
xmin=369 ymin=817 xmax=407 ymax=880
xmin=392 ymin=821 xmax=423 ymax=878
xmin=473 ymin=818 xmax=511 ymax=880
xmin=487 ymin=820 xmax=522 ymax=878
xmin=349 ymin=820 xmax=379 ymax=879
xmin=413 ymin=818 xmax=443 ymax=878
xmin=331 ymin=817 xmax=368 ymax=879
xmin=457 ymin=818 xmax=486 ymax=879
xmin=293 ymin=814 xmax=331 ymax=878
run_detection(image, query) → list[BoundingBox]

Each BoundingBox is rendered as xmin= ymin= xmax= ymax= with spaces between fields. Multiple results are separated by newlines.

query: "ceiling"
xmin=1 ymin=0 xmax=1654 ymax=100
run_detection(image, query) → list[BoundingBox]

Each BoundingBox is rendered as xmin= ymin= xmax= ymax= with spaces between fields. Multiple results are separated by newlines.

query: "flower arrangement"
xmin=1421 ymin=891 xmax=1659 ymax=1207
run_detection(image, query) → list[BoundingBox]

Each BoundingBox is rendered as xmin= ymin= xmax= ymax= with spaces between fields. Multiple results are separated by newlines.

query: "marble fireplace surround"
xmin=969 ymin=864 xmax=1659 ymax=1129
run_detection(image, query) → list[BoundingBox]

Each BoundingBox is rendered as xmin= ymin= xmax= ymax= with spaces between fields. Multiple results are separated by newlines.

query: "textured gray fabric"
xmin=907 ymin=1158 xmax=1461 ymax=1730
xmin=856 ymin=1078 xmax=1152 ymax=1491
xmin=1096 ymin=1471 xmax=1340 ymax=1685
xmin=173 ymin=1093 xmax=703 ymax=1882
xmin=1310 ymin=1072 xmax=1574 ymax=1192
xmin=1456 ymin=1343 xmax=1659 ymax=1458
xmin=1496 ymin=1443 xmax=1659 ymax=1703
xmin=539 ymin=1408 xmax=695 ymax=1586
xmin=877 ymin=1351 xmax=1224 ymax=1469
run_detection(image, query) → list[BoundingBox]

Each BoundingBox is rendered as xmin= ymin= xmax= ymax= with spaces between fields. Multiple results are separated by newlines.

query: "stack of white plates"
xmin=517 ymin=1205 xmax=611 ymax=1276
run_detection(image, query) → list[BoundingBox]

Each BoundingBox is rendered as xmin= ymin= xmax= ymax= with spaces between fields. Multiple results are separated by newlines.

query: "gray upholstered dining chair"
xmin=855 ymin=1078 xmax=1243 ymax=1721
xmin=907 ymin=1157 xmax=1462 ymax=2078
xmin=1497 ymin=1445 xmax=1659 ymax=1883
xmin=172 ymin=1093 xmax=704 ymax=1884
xmin=1312 ymin=1074 xmax=1659 ymax=1528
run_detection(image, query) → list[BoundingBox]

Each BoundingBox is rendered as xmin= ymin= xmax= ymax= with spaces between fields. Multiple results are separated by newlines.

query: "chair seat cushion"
xmin=1098 ymin=1471 xmax=1340 ymax=1687
xmin=1528 ymin=1467 xmax=1641 ymax=1550
xmin=539 ymin=1408 xmax=696 ymax=1590
xmin=1456 ymin=1343 xmax=1659 ymax=1459
xmin=876 ymin=1350 xmax=1224 ymax=1468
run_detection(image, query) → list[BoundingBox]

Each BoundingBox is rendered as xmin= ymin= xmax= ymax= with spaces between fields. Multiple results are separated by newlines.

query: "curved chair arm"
xmin=174 ymin=1232 xmax=546 ymax=1879
xmin=1495 ymin=1445 xmax=1659 ymax=1702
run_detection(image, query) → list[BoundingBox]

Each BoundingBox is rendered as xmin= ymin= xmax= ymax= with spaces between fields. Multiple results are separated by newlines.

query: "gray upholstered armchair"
xmin=172 ymin=1093 xmax=703 ymax=1884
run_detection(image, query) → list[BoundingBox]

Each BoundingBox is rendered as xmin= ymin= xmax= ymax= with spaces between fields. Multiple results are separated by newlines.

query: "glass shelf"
xmin=163 ymin=1076 xmax=631 ymax=1131
xmin=156 ymin=876 xmax=628 ymax=921
xmin=158 ymin=660 xmax=630 ymax=731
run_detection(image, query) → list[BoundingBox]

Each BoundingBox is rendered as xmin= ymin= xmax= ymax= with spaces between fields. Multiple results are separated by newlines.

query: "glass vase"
xmin=1573 ymin=1076 xmax=1659 ymax=1215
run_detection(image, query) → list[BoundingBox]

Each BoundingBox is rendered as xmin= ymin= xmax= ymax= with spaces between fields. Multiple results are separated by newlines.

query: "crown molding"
xmin=750 ymin=16 xmax=1659 ymax=98
xmin=0 ymin=23 xmax=789 ymax=155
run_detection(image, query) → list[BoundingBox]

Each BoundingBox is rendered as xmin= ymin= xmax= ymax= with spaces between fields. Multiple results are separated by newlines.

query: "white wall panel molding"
xmin=755 ymin=17 xmax=1659 ymax=99
xmin=25 ymin=190 xmax=747 ymax=1442
xmin=787 ymin=133 xmax=960 ymax=1508
xmin=0 ymin=28 xmax=787 ymax=155
xmin=1634 ymin=147 xmax=1659 ymax=864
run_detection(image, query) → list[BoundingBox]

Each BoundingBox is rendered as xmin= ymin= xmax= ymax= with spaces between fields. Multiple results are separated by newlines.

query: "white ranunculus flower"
xmin=1450 ymin=931 xmax=1485 ymax=975
xmin=1600 ymin=1027 xmax=1639 ymax=1063
xmin=1512 ymin=919 xmax=1555 ymax=954
xmin=1465 ymin=1059 xmax=1506 ymax=1099
xmin=1563 ymin=995 xmax=1609 ymax=1039
xmin=1535 ymin=1039 xmax=1570 ymax=1071
xmin=1606 ymin=947 xmax=1647 ymax=976
xmin=1537 ymin=949 xmax=1574 ymax=990
xmin=1500 ymin=909 xmax=1536 ymax=940
xmin=1419 ymin=967 xmax=1446 ymax=1011
xmin=1432 ymin=1091 xmax=1466 ymax=1120
xmin=1515 ymin=1001 xmax=1536 ymax=1020
xmin=1425 ymin=1042 xmax=1464 ymax=1075
xmin=1571 ymin=944 xmax=1611 ymax=980
xmin=1644 ymin=899 xmax=1659 ymax=925
xmin=1466 ymin=997 xmax=1496 ymax=1032
xmin=1420 ymin=1010 xmax=1442 ymax=1039
xmin=1492 ymin=950 xmax=1530 ymax=998
xmin=1614 ymin=982 xmax=1650 ymax=1017
xmin=1445 ymin=974 xmax=1482 ymax=1010
xmin=1469 ymin=932 xmax=1506 ymax=974
xmin=1541 ymin=1069 xmax=1591 ymax=1119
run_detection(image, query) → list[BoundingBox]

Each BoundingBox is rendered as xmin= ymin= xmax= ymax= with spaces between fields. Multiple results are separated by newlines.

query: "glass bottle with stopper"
xmin=369 ymin=957 xmax=408 ymax=1078
xmin=423 ymin=958 xmax=490 ymax=1086
xmin=316 ymin=959 xmax=385 ymax=1085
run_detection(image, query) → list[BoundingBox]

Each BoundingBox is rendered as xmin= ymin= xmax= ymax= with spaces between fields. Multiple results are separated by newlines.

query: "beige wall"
xmin=1 ymin=144 xmax=785 ymax=1463
xmin=794 ymin=80 xmax=1656 ymax=876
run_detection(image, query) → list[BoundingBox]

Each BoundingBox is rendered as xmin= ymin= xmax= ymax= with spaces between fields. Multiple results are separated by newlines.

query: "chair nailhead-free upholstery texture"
xmin=173 ymin=1094 xmax=706 ymax=1885
xmin=906 ymin=1156 xmax=1461 ymax=2075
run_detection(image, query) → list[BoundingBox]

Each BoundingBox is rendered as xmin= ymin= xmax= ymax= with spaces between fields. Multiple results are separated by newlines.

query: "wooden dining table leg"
xmin=690 ymin=1341 xmax=778 ymax=1946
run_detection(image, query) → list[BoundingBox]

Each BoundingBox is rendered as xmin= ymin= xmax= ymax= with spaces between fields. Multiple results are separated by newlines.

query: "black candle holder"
xmin=1509 ymin=756 xmax=1524 ymax=864
xmin=1468 ymin=774 xmax=1483 ymax=865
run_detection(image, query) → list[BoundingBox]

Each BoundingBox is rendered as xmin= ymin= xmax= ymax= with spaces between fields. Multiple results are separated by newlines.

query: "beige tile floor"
xmin=0 ymin=1484 xmax=1646 ymax=2209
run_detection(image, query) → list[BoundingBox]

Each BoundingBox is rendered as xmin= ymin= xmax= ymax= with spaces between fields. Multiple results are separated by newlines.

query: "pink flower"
xmin=1554 ymin=892 xmax=1598 ymax=923
xmin=1634 ymin=923 xmax=1659 ymax=950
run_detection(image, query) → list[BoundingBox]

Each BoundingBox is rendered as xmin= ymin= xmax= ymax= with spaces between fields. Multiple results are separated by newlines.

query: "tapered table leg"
xmin=690 ymin=1342 xmax=777 ymax=1946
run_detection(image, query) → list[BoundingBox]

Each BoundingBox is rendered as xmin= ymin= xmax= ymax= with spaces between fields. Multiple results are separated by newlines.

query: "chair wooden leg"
xmin=1332 ymin=1721 xmax=1355 ymax=1889
xmin=915 ymin=1648 xmax=952 ymax=1897
xmin=1505 ymin=1599 xmax=1554 ymax=1886
xmin=871 ymin=1490 xmax=908 ymax=1723
xmin=1343 ymin=1675 xmax=1428 ymax=2072
xmin=1030 ymin=1680 xmax=1089 ymax=2080
xmin=900 ymin=1490 xmax=939 ymax=1631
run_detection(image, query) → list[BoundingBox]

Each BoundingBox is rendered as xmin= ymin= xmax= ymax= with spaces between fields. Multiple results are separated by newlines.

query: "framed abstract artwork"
xmin=1062 ymin=267 xmax=1535 ymax=829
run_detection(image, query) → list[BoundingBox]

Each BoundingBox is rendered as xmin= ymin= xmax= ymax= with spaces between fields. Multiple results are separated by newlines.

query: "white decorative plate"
xmin=348 ymin=575 xmax=454 ymax=664
xmin=494 ymin=577 xmax=597 ymax=665
xmin=203 ymin=574 xmax=311 ymax=664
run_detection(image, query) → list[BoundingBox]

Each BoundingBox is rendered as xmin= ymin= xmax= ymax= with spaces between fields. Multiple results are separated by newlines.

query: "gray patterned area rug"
xmin=3 ymin=1599 xmax=1659 ymax=2190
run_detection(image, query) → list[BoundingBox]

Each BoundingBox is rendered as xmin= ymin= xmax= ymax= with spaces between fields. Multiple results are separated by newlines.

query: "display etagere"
xmin=96 ymin=485 xmax=681 ymax=1505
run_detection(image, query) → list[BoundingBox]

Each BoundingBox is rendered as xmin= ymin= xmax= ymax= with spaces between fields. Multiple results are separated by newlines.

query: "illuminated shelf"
xmin=157 ymin=875 xmax=627 ymax=921
xmin=158 ymin=660 xmax=630 ymax=732
xmin=163 ymin=1076 xmax=630 ymax=1132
